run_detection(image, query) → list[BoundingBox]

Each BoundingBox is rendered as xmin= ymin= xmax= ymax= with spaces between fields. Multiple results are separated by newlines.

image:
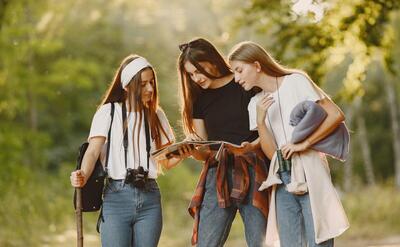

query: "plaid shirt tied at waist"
xmin=188 ymin=147 xmax=271 ymax=245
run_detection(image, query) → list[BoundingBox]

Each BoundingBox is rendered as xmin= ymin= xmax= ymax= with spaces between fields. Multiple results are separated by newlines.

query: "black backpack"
xmin=73 ymin=103 xmax=115 ymax=212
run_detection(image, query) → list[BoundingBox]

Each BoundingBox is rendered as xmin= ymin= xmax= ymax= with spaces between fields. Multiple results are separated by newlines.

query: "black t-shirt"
xmin=193 ymin=79 xmax=258 ymax=145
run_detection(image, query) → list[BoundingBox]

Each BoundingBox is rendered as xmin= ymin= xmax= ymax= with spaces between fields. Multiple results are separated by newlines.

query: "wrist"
xmin=257 ymin=120 xmax=266 ymax=127
xmin=303 ymin=139 xmax=311 ymax=149
xmin=80 ymin=170 xmax=88 ymax=185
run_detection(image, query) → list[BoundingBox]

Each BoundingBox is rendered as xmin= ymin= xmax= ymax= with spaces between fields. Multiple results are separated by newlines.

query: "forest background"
xmin=1 ymin=0 xmax=400 ymax=246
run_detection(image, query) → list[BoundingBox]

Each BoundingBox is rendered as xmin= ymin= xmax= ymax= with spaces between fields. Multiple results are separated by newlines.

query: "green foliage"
xmin=342 ymin=183 xmax=400 ymax=238
xmin=234 ymin=0 xmax=400 ymax=183
xmin=1 ymin=0 xmax=400 ymax=245
xmin=0 ymin=163 xmax=72 ymax=246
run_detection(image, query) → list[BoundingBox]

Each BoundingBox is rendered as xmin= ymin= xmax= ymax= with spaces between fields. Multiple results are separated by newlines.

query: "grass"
xmin=1 ymin=161 xmax=400 ymax=246
xmin=340 ymin=181 xmax=400 ymax=240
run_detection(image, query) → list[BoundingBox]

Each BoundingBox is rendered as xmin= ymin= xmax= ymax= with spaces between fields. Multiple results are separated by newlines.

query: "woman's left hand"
xmin=281 ymin=141 xmax=310 ymax=159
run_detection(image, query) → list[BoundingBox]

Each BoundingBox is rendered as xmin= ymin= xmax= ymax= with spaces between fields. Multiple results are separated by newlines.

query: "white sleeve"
xmin=88 ymin=103 xmax=112 ymax=141
xmin=248 ymin=96 xmax=258 ymax=131
xmin=157 ymin=108 xmax=175 ymax=145
xmin=292 ymin=73 xmax=323 ymax=102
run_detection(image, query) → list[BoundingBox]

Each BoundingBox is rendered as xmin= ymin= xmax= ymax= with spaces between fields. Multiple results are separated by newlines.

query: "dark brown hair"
xmin=177 ymin=38 xmax=232 ymax=135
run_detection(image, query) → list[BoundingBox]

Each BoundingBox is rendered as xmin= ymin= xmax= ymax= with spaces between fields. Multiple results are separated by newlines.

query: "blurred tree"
xmin=354 ymin=97 xmax=375 ymax=186
xmin=383 ymin=10 xmax=400 ymax=189
xmin=233 ymin=0 xmax=400 ymax=188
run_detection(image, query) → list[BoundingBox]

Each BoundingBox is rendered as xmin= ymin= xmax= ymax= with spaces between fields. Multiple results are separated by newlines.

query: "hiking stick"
xmin=75 ymin=188 xmax=83 ymax=247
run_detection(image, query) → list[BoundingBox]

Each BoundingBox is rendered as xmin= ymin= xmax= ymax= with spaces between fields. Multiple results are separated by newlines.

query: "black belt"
xmin=108 ymin=178 xmax=156 ymax=182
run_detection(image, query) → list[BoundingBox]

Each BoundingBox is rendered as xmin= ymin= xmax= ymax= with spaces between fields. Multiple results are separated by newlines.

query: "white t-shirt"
xmin=248 ymin=73 xmax=323 ymax=148
xmin=88 ymin=103 xmax=175 ymax=179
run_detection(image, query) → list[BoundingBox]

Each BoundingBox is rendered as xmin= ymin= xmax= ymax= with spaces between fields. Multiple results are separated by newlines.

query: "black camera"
xmin=276 ymin=149 xmax=292 ymax=173
xmin=125 ymin=166 xmax=149 ymax=188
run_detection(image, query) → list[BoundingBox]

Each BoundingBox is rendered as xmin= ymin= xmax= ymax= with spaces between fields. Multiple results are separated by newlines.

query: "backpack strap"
xmin=104 ymin=102 xmax=115 ymax=175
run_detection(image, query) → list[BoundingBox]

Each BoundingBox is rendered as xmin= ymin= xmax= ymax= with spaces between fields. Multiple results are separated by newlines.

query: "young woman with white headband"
xmin=70 ymin=54 xmax=190 ymax=246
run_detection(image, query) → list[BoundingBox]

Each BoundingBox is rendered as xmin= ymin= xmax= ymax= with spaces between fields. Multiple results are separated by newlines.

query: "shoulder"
xmin=287 ymin=73 xmax=323 ymax=101
xmin=286 ymin=72 xmax=309 ymax=83
xmin=228 ymin=81 xmax=256 ymax=99
xmin=88 ymin=103 xmax=115 ymax=139
xmin=231 ymin=81 xmax=248 ymax=94
xmin=286 ymin=73 xmax=315 ymax=91
xmin=94 ymin=103 xmax=113 ymax=116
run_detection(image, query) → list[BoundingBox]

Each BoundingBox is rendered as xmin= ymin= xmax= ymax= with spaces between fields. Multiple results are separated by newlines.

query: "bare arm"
xmin=70 ymin=136 xmax=106 ymax=187
xmin=158 ymin=142 xmax=192 ymax=170
xmin=281 ymin=97 xmax=345 ymax=159
xmin=304 ymin=97 xmax=345 ymax=145
xmin=159 ymin=157 xmax=182 ymax=170
xmin=256 ymin=94 xmax=277 ymax=159
xmin=190 ymin=119 xmax=211 ymax=161
xmin=257 ymin=124 xmax=277 ymax=159
xmin=157 ymin=118 xmax=210 ymax=168
xmin=156 ymin=140 xmax=182 ymax=170
xmin=193 ymin=119 xmax=208 ymax=140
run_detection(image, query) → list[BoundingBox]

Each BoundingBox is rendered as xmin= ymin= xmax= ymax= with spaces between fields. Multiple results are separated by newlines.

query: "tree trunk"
xmin=343 ymin=103 xmax=354 ymax=192
xmin=0 ymin=0 xmax=10 ymax=29
xmin=355 ymin=98 xmax=376 ymax=185
xmin=384 ymin=77 xmax=400 ymax=189
xmin=25 ymin=4 xmax=38 ymax=167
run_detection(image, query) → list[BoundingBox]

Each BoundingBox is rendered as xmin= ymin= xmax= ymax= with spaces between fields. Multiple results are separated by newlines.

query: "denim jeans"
xmin=100 ymin=179 xmax=162 ymax=247
xmin=276 ymin=171 xmax=334 ymax=247
xmin=197 ymin=165 xmax=267 ymax=247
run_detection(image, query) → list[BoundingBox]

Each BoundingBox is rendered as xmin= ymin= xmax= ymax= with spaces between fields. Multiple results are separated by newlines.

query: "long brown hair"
xmin=177 ymin=38 xmax=232 ymax=135
xmin=228 ymin=41 xmax=326 ymax=98
xmin=100 ymin=54 xmax=172 ymax=157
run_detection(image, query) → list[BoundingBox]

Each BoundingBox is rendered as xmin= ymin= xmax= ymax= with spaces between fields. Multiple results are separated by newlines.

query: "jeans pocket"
xmin=146 ymin=180 xmax=160 ymax=193
xmin=205 ymin=167 xmax=216 ymax=190
xmin=104 ymin=181 xmax=124 ymax=194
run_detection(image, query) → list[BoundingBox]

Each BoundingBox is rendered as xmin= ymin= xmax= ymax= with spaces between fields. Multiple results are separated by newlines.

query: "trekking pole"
xmin=75 ymin=188 xmax=83 ymax=247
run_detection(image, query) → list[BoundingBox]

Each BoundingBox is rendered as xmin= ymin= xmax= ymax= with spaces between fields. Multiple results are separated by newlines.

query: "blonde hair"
xmin=228 ymin=41 xmax=327 ymax=98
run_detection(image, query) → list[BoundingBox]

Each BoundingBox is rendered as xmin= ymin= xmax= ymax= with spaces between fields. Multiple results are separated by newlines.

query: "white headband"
xmin=121 ymin=57 xmax=152 ymax=88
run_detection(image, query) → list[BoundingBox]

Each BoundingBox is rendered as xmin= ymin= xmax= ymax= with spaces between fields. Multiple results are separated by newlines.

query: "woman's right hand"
xmin=70 ymin=170 xmax=86 ymax=188
xmin=169 ymin=144 xmax=196 ymax=159
xmin=256 ymin=93 xmax=275 ymax=126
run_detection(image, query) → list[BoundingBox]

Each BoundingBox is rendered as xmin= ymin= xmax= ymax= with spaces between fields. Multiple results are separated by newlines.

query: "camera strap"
xmin=121 ymin=102 xmax=151 ymax=171
xmin=122 ymin=102 xmax=129 ymax=170
xmin=144 ymin=109 xmax=151 ymax=171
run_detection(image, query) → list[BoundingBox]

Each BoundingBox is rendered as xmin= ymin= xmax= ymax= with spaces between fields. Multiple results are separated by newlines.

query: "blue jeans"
xmin=276 ymin=171 xmax=334 ymax=247
xmin=197 ymin=165 xmax=267 ymax=247
xmin=100 ymin=179 xmax=162 ymax=247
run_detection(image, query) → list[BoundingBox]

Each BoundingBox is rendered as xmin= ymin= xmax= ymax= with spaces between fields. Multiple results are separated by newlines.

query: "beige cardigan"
xmin=259 ymin=150 xmax=349 ymax=246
